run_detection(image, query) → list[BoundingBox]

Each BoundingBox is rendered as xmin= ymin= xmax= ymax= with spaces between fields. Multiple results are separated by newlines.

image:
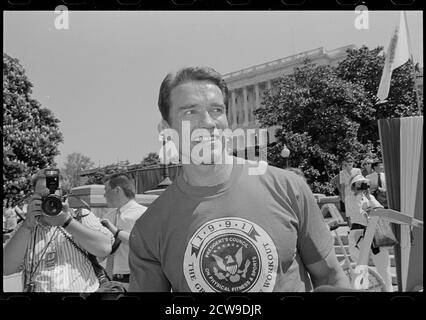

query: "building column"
xmin=227 ymin=96 xmax=232 ymax=125
xmin=243 ymin=87 xmax=249 ymax=126
xmin=267 ymin=80 xmax=272 ymax=91
xmin=231 ymin=90 xmax=237 ymax=127
xmin=255 ymin=83 xmax=260 ymax=110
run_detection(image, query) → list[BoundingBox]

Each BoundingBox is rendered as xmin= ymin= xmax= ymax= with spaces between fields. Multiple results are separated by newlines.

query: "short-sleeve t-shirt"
xmin=129 ymin=159 xmax=333 ymax=292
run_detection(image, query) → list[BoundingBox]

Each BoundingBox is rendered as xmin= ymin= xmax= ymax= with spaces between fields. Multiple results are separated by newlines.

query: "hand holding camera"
xmin=24 ymin=168 xmax=73 ymax=228
xmin=43 ymin=203 xmax=72 ymax=227
xmin=23 ymin=194 xmax=43 ymax=230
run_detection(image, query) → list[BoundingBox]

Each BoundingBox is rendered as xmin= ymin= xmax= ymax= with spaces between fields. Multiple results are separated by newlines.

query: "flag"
xmin=376 ymin=11 xmax=410 ymax=102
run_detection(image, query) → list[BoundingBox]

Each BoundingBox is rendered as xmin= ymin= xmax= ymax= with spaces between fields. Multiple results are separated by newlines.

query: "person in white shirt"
xmin=345 ymin=174 xmax=393 ymax=292
xmin=330 ymin=155 xmax=361 ymax=217
xmin=361 ymin=157 xmax=374 ymax=177
xmin=366 ymin=161 xmax=387 ymax=208
xmin=3 ymin=169 xmax=113 ymax=292
xmin=366 ymin=161 xmax=386 ymax=194
xmin=101 ymin=173 xmax=147 ymax=285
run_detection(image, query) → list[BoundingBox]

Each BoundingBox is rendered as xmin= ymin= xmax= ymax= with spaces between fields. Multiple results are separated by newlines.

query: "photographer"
xmin=345 ymin=174 xmax=393 ymax=292
xmin=3 ymin=169 xmax=114 ymax=292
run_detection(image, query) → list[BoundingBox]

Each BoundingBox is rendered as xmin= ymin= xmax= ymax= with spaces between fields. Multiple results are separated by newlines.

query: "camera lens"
xmin=41 ymin=195 xmax=63 ymax=216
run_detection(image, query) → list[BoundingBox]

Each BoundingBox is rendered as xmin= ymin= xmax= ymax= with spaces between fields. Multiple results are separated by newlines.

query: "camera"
xmin=41 ymin=168 xmax=63 ymax=216
xmin=355 ymin=182 xmax=370 ymax=191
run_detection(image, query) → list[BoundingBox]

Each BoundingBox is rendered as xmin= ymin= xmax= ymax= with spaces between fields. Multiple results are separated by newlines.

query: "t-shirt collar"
xmin=176 ymin=159 xmax=244 ymax=199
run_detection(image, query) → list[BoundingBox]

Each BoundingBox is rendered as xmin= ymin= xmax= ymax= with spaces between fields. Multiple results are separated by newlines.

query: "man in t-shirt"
xmin=128 ymin=66 xmax=350 ymax=292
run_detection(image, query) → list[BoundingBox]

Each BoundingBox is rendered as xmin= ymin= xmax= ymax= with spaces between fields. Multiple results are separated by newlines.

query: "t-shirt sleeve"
xmin=128 ymin=211 xmax=171 ymax=292
xmin=288 ymin=173 xmax=334 ymax=265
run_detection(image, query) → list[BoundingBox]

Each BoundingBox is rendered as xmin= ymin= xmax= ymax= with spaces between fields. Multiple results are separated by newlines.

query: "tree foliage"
xmin=61 ymin=152 xmax=95 ymax=192
xmin=141 ymin=152 xmax=161 ymax=167
xmin=255 ymin=47 xmax=422 ymax=194
xmin=3 ymin=53 xmax=63 ymax=202
xmin=84 ymin=166 xmax=124 ymax=185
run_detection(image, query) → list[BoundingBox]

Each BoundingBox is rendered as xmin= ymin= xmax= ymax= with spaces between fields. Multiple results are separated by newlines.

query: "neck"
xmin=182 ymin=154 xmax=234 ymax=187
xmin=117 ymin=198 xmax=132 ymax=210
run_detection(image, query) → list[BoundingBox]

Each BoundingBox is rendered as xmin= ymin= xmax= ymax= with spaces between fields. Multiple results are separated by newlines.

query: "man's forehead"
xmin=170 ymin=81 xmax=223 ymax=104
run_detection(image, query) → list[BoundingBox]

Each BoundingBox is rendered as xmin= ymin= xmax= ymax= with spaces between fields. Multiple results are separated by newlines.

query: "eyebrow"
xmin=178 ymin=103 xmax=225 ymax=111
xmin=177 ymin=104 xmax=198 ymax=111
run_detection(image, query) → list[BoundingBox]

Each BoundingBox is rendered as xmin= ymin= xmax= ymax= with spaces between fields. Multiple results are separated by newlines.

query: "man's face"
xmin=103 ymin=181 xmax=118 ymax=208
xmin=166 ymin=80 xmax=229 ymax=165
xmin=342 ymin=161 xmax=354 ymax=172
xmin=374 ymin=163 xmax=384 ymax=173
xmin=364 ymin=161 xmax=372 ymax=172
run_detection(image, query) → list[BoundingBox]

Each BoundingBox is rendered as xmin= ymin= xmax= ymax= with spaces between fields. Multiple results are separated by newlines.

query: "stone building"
xmin=223 ymin=44 xmax=356 ymax=160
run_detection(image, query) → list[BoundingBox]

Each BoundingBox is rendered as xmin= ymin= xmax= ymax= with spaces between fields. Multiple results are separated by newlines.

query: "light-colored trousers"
xmin=348 ymin=229 xmax=394 ymax=292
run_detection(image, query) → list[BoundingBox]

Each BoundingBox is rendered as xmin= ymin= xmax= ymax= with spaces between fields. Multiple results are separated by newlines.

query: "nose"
xmin=199 ymin=110 xmax=216 ymax=129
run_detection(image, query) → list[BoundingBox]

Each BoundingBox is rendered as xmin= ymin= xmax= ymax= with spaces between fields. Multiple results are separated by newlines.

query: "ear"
xmin=114 ymin=186 xmax=123 ymax=197
xmin=158 ymin=119 xmax=170 ymax=133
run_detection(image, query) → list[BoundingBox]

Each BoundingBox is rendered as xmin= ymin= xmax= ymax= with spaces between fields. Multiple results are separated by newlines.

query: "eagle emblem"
xmin=211 ymin=246 xmax=251 ymax=283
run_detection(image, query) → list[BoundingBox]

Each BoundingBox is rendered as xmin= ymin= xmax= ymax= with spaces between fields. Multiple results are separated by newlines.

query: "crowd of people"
xmin=3 ymin=198 xmax=27 ymax=239
xmin=330 ymin=155 xmax=393 ymax=291
xmin=3 ymin=65 xmax=393 ymax=293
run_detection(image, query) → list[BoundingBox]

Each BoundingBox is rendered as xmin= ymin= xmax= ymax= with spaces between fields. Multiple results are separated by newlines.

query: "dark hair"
xmin=372 ymin=161 xmax=382 ymax=170
xmin=343 ymin=155 xmax=354 ymax=163
xmin=158 ymin=66 xmax=229 ymax=124
xmin=103 ymin=173 xmax=135 ymax=199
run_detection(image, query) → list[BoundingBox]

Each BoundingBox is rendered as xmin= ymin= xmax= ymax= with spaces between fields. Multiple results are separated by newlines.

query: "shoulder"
xmin=125 ymin=200 xmax=148 ymax=218
xmin=76 ymin=208 xmax=101 ymax=224
xmin=263 ymin=163 xmax=305 ymax=186
xmin=351 ymin=168 xmax=362 ymax=176
xmin=365 ymin=173 xmax=375 ymax=180
xmin=133 ymin=183 xmax=179 ymax=228
xmin=247 ymin=162 xmax=309 ymax=200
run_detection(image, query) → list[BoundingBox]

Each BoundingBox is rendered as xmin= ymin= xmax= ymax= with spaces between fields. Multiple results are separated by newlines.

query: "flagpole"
xmin=403 ymin=11 xmax=422 ymax=116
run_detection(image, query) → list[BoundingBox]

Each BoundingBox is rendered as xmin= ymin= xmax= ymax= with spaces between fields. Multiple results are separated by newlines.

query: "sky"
xmin=3 ymin=11 xmax=423 ymax=168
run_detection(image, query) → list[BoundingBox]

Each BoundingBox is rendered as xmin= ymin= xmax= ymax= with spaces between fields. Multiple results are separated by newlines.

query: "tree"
xmin=336 ymin=46 xmax=422 ymax=143
xmin=255 ymin=46 xmax=421 ymax=194
xmin=141 ymin=152 xmax=161 ymax=167
xmin=256 ymin=61 xmax=374 ymax=194
xmin=85 ymin=163 xmax=128 ymax=185
xmin=61 ymin=152 xmax=95 ymax=192
xmin=3 ymin=53 xmax=63 ymax=202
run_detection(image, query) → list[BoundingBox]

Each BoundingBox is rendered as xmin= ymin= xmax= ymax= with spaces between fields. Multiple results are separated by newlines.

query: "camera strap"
xmin=25 ymin=226 xmax=60 ymax=288
xmin=57 ymin=223 xmax=112 ymax=283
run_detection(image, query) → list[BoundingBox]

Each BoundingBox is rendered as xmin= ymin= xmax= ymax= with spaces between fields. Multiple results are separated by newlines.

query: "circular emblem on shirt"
xmin=183 ymin=217 xmax=278 ymax=292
